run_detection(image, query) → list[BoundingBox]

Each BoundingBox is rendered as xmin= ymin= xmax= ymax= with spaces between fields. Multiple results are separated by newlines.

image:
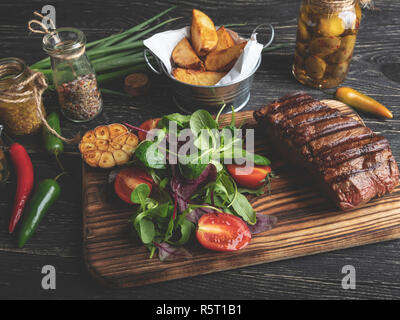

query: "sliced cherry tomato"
xmin=138 ymin=118 xmax=161 ymax=141
xmin=196 ymin=212 xmax=252 ymax=252
xmin=226 ymin=164 xmax=271 ymax=189
xmin=114 ymin=167 xmax=153 ymax=204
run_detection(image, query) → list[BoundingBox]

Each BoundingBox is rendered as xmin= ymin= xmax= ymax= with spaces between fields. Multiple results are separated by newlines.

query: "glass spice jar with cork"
xmin=292 ymin=0 xmax=363 ymax=89
xmin=42 ymin=27 xmax=103 ymax=122
xmin=0 ymin=57 xmax=47 ymax=136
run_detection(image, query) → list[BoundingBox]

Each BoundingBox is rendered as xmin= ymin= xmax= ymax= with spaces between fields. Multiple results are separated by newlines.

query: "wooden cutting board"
xmin=82 ymin=99 xmax=400 ymax=288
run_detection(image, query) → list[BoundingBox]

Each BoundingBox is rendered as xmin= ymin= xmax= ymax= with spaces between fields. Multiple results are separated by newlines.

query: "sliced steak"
xmin=303 ymin=126 xmax=374 ymax=158
xmin=315 ymin=136 xmax=389 ymax=168
xmin=331 ymin=157 xmax=398 ymax=210
xmin=267 ymin=99 xmax=327 ymax=125
xmin=292 ymin=116 xmax=360 ymax=146
xmin=268 ymin=92 xmax=313 ymax=114
xmin=254 ymin=93 xmax=399 ymax=211
xmin=322 ymin=149 xmax=392 ymax=182
xmin=279 ymin=108 xmax=341 ymax=135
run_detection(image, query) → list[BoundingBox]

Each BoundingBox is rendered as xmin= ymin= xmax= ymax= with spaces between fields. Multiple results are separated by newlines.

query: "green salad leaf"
xmin=190 ymin=109 xmax=218 ymax=137
xmin=131 ymin=183 xmax=151 ymax=208
xmin=231 ymin=193 xmax=257 ymax=225
xmin=139 ymin=219 xmax=155 ymax=244
xmin=158 ymin=113 xmax=191 ymax=130
xmin=134 ymin=140 xmax=166 ymax=169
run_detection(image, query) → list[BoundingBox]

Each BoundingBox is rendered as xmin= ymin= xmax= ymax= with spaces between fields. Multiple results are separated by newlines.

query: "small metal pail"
xmin=144 ymin=24 xmax=274 ymax=113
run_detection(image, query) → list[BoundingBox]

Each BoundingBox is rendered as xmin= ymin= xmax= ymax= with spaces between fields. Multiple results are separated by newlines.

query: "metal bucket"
xmin=144 ymin=24 xmax=275 ymax=113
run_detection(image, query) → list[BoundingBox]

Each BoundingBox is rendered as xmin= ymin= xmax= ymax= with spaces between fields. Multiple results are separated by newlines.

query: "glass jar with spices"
xmin=0 ymin=57 xmax=47 ymax=136
xmin=292 ymin=0 xmax=362 ymax=89
xmin=42 ymin=28 xmax=102 ymax=122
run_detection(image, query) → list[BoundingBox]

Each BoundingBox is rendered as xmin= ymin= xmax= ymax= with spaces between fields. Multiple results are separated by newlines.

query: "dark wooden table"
xmin=1 ymin=0 xmax=399 ymax=300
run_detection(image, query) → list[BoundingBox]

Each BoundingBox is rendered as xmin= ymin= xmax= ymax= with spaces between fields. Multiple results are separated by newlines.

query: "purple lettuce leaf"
xmin=170 ymin=164 xmax=217 ymax=212
xmin=186 ymin=205 xmax=214 ymax=224
xmin=155 ymin=242 xmax=192 ymax=262
xmin=248 ymin=213 xmax=277 ymax=234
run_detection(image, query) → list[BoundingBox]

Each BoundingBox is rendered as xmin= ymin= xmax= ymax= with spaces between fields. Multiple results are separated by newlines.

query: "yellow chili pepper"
xmin=336 ymin=87 xmax=393 ymax=119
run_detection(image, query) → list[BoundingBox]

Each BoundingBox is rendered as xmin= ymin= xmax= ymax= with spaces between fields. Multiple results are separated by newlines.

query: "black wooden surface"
xmin=1 ymin=0 xmax=400 ymax=299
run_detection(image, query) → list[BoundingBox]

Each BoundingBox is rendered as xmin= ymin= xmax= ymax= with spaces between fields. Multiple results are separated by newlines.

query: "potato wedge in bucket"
xmin=205 ymin=42 xmax=247 ymax=72
xmin=172 ymin=68 xmax=226 ymax=86
xmin=215 ymin=26 xmax=236 ymax=51
xmin=191 ymin=9 xmax=218 ymax=56
xmin=172 ymin=37 xmax=204 ymax=70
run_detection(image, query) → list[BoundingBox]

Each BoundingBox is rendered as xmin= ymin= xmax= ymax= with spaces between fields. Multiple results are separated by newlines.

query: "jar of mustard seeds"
xmin=293 ymin=0 xmax=362 ymax=88
xmin=0 ymin=58 xmax=46 ymax=136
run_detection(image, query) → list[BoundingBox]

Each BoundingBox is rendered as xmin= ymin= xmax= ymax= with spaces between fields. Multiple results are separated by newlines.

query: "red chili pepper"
xmin=8 ymin=143 xmax=34 ymax=234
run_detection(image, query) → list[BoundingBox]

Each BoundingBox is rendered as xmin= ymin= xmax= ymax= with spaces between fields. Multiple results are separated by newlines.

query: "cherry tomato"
xmin=196 ymin=212 xmax=252 ymax=252
xmin=138 ymin=118 xmax=161 ymax=141
xmin=114 ymin=167 xmax=153 ymax=204
xmin=226 ymin=164 xmax=271 ymax=189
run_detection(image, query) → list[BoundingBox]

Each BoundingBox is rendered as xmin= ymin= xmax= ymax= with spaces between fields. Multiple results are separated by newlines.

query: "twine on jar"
xmin=0 ymin=66 xmax=80 ymax=144
xmin=28 ymin=11 xmax=85 ymax=60
xmin=359 ymin=0 xmax=375 ymax=9
xmin=309 ymin=0 xmax=375 ymax=12
xmin=309 ymin=0 xmax=356 ymax=13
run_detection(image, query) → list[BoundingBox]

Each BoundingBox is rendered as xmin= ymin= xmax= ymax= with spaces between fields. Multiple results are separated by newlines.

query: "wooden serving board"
xmin=82 ymin=100 xmax=400 ymax=288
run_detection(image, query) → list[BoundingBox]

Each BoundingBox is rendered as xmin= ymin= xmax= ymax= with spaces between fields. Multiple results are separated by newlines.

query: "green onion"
xmin=90 ymin=50 xmax=134 ymax=65
xmin=118 ymin=17 xmax=182 ymax=45
xmin=96 ymin=65 xmax=148 ymax=84
xmin=93 ymin=53 xmax=145 ymax=73
xmin=224 ymin=23 xmax=248 ymax=28
xmin=89 ymin=6 xmax=177 ymax=49
xmin=262 ymin=43 xmax=293 ymax=53
xmin=88 ymin=41 xmax=145 ymax=59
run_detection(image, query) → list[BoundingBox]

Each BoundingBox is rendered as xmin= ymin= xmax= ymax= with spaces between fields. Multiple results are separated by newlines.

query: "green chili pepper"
xmin=43 ymin=112 xmax=64 ymax=156
xmin=17 ymin=177 xmax=62 ymax=248
xmin=43 ymin=112 xmax=65 ymax=171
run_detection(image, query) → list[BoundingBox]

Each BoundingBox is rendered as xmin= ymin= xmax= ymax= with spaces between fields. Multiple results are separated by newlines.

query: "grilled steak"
xmin=254 ymin=93 xmax=399 ymax=210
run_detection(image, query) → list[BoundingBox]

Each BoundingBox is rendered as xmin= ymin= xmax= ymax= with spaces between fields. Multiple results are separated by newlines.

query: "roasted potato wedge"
xmin=191 ymin=9 xmax=218 ymax=57
xmin=172 ymin=68 xmax=226 ymax=86
xmin=79 ymin=124 xmax=138 ymax=168
xmin=204 ymin=42 xmax=247 ymax=72
xmin=172 ymin=37 xmax=204 ymax=70
xmin=215 ymin=26 xmax=235 ymax=51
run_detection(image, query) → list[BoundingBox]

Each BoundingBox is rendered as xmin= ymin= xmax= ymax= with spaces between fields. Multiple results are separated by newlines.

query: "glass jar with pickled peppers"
xmin=0 ymin=58 xmax=46 ymax=136
xmin=293 ymin=0 xmax=362 ymax=88
xmin=42 ymin=28 xmax=102 ymax=122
